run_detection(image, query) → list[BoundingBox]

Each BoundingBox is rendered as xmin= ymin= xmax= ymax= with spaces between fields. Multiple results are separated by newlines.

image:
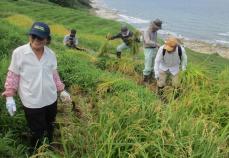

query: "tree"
xmin=48 ymin=0 xmax=91 ymax=8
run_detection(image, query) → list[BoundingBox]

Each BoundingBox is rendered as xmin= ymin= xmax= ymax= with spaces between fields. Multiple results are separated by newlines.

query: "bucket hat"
xmin=150 ymin=18 xmax=162 ymax=30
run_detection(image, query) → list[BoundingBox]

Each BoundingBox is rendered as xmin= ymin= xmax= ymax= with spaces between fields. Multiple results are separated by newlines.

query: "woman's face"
xmin=29 ymin=34 xmax=47 ymax=50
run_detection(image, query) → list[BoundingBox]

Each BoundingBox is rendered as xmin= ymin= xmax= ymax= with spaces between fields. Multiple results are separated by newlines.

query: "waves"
xmin=216 ymin=32 xmax=229 ymax=46
xmin=116 ymin=13 xmax=229 ymax=47
xmin=117 ymin=14 xmax=149 ymax=24
xmin=215 ymin=40 xmax=229 ymax=45
xmin=218 ymin=32 xmax=229 ymax=37
xmin=94 ymin=0 xmax=229 ymax=47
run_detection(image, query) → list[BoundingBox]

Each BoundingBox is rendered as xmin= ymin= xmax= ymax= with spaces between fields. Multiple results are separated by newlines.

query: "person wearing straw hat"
xmin=2 ymin=22 xmax=72 ymax=151
xmin=142 ymin=18 xmax=162 ymax=84
xmin=154 ymin=36 xmax=187 ymax=94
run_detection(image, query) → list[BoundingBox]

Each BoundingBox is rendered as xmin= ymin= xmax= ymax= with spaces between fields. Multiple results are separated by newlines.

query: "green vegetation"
xmin=0 ymin=0 xmax=228 ymax=157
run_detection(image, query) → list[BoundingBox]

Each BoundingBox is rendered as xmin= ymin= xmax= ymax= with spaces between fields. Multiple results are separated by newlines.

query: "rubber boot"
xmin=157 ymin=87 xmax=164 ymax=96
xmin=116 ymin=52 xmax=121 ymax=59
xmin=157 ymin=86 xmax=167 ymax=103
xmin=173 ymin=87 xmax=181 ymax=99
xmin=143 ymin=75 xmax=149 ymax=85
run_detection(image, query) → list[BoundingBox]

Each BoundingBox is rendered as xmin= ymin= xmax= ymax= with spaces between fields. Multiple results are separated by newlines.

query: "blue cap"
xmin=29 ymin=22 xmax=50 ymax=38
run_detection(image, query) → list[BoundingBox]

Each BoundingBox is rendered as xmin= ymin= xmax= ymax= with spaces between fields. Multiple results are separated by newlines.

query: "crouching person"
xmin=154 ymin=37 xmax=187 ymax=96
xmin=63 ymin=29 xmax=85 ymax=51
xmin=63 ymin=29 xmax=78 ymax=48
xmin=2 ymin=22 xmax=72 ymax=151
xmin=108 ymin=25 xmax=134 ymax=58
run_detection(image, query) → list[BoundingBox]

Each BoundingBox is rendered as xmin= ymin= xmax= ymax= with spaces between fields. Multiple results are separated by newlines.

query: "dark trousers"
xmin=23 ymin=100 xmax=57 ymax=148
xmin=67 ymin=44 xmax=85 ymax=51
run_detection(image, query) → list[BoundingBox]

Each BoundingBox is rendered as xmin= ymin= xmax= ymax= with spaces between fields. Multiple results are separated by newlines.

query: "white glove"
xmin=156 ymin=43 xmax=160 ymax=48
xmin=6 ymin=97 xmax=16 ymax=116
xmin=60 ymin=90 xmax=72 ymax=103
xmin=182 ymin=66 xmax=186 ymax=71
xmin=155 ymin=73 xmax=159 ymax=80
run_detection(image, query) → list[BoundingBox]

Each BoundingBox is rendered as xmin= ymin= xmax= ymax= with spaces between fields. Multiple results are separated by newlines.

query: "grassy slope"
xmin=0 ymin=0 xmax=228 ymax=157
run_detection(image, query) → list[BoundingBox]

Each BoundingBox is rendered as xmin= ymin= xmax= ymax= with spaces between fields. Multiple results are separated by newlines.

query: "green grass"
xmin=0 ymin=0 xmax=229 ymax=157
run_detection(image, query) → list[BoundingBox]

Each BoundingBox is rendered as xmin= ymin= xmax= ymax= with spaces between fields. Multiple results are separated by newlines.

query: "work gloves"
xmin=4 ymin=90 xmax=71 ymax=116
xmin=155 ymin=72 xmax=159 ymax=80
xmin=60 ymin=90 xmax=72 ymax=103
xmin=106 ymin=34 xmax=112 ymax=40
xmin=6 ymin=97 xmax=16 ymax=116
xmin=182 ymin=66 xmax=186 ymax=71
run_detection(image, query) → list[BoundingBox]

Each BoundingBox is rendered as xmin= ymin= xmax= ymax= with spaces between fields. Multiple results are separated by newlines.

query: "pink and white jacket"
xmin=2 ymin=70 xmax=65 ymax=97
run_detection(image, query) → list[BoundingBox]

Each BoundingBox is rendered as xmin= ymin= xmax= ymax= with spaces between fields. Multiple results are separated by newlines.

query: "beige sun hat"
xmin=164 ymin=37 xmax=178 ymax=52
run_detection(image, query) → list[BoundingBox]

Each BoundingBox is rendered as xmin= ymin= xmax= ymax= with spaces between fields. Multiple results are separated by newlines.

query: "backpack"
xmin=162 ymin=45 xmax=182 ymax=61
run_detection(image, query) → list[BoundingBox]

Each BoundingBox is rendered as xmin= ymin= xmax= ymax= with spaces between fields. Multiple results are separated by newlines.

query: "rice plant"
xmin=50 ymin=24 xmax=69 ymax=36
xmin=0 ymin=0 xmax=229 ymax=157
xmin=129 ymin=30 xmax=141 ymax=56
xmin=6 ymin=14 xmax=33 ymax=28
xmin=97 ymin=33 xmax=113 ymax=57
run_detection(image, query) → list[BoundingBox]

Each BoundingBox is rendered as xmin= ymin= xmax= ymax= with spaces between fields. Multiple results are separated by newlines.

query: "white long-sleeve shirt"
xmin=8 ymin=43 xmax=59 ymax=108
xmin=154 ymin=45 xmax=187 ymax=77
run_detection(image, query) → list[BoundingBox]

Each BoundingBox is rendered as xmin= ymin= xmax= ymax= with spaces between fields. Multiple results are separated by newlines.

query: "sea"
xmin=98 ymin=0 xmax=229 ymax=46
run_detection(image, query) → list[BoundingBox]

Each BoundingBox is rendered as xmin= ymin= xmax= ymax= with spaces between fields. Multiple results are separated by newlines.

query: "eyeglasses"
xmin=31 ymin=34 xmax=45 ymax=41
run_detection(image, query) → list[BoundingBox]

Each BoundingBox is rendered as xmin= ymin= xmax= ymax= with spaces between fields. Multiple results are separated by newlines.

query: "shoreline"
xmin=90 ymin=0 xmax=120 ymax=20
xmin=90 ymin=0 xmax=229 ymax=59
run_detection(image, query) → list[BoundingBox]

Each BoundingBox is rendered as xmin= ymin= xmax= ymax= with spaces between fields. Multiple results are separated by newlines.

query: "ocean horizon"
xmin=97 ymin=0 xmax=229 ymax=46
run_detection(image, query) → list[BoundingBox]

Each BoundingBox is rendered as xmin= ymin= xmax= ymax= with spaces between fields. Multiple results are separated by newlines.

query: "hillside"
xmin=0 ymin=0 xmax=228 ymax=157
